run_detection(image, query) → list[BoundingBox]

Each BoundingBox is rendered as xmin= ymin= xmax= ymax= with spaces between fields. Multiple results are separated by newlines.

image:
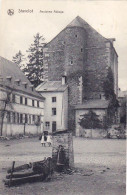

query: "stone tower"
xmin=43 ymin=16 xmax=118 ymax=132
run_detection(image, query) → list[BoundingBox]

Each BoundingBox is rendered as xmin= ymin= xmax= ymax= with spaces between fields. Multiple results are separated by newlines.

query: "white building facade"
xmin=36 ymin=79 xmax=68 ymax=134
xmin=0 ymin=57 xmax=45 ymax=136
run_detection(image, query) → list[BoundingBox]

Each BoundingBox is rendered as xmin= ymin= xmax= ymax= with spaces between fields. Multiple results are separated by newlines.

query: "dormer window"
xmin=22 ymin=82 xmax=27 ymax=89
xmin=6 ymin=76 xmax=12 ymax=82
xmin=15 ymin=79 xmax=20 ymax=86
xmin=0 ymin=76 xmax=3 ymax=82
xmin=29 ymin=84 xmax=34 ymax=91
xmin=12 ymin=94 xmax=15 ymax=103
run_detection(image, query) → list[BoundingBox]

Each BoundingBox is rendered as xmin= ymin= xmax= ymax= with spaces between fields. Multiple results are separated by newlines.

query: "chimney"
xmin=62 ymin=75 xmax=66 ymax=85
xmin=108 ymin=38 xmax=116 ymax=46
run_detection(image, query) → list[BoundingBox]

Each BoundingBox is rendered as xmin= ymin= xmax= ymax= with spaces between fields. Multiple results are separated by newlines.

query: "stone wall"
xmin=83 ymin=47 xmax=108 ymax=100
xmin=52 ymin=131 xmax=74 ymax=169
xmin=78 ymin=128 xmax=107 ymax=138
xmin=43 ymin=27 xmax=87 ymax=81
xmin=43 ymin=24 xmax=117 ymax=101
xmin=43 ymin=20 xmax=118 ymax=133
xmin=2 ymin=123 xmax=41 ymax=136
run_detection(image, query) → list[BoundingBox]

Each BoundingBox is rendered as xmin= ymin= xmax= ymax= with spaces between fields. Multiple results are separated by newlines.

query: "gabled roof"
xmin=75 ymin=100 xmax=109 ymax=110
xmin=0 ymin=56 xmax=44 ymax=100
xmin=36 ymin=81 xmax=68 ymax=92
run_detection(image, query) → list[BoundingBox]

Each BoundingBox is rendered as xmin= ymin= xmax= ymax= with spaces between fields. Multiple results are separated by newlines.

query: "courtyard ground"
xmin=0 ymin=137 xmax=126 ymax=195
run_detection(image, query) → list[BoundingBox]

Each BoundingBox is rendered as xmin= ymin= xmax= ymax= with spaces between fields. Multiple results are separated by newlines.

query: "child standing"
xmin=41 ymin=133 xmax=46 ymax=146
xmin=47 ymin=135 xmax=52 ymax=147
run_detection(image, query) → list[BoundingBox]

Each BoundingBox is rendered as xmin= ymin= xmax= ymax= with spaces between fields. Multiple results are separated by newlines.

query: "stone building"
xmin=36 ymin=76 xmax=68 ymax=134
xmin=0 ymin=56 xmax=45 ymax=136
xmin=43 ymin=16 xmax=118 ymax=134
xmin=75 ymin=100 xmax=109 ymax=138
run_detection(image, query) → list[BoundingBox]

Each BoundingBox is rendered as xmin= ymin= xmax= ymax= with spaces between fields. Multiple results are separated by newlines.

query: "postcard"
xmin=0 ymin=0 xmax=126 ymax=194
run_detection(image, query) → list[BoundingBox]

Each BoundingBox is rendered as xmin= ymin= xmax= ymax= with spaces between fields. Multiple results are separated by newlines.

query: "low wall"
xmin=2 ymin=123 xmax=41 ymax=136
xmin=78 ymin=128 xmax=107 ymax=138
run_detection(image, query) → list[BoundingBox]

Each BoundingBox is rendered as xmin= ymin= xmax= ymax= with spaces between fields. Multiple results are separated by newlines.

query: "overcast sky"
xmin=0 ymin=0 xmax=127 ymax=90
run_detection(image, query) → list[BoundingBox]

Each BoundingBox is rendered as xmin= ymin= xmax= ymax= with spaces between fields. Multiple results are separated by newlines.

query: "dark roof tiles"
xmin=0 ymin=56 xmax=44 ymax=100
xmin=75 ymin=100 xmax=109 ymax=109
xmin=36 ymin=81 xmax=68 ymax=92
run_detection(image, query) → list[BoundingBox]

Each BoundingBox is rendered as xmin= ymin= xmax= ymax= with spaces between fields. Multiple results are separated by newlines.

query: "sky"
xmin=0 ymin=0 xmax=127 ymax=90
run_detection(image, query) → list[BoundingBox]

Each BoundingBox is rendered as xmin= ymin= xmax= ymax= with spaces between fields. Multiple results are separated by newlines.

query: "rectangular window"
xmin=52 ymin=108 xmax=56 ymax=115
xmin=45 ymin=121 xmax=50 ymax=127
xmin=37 ymin=115 xmax=40 ymax=123
xmin=29 ymin=115 xmax=31 ymax=125
xmin=9 ymin=112 xmax=12 ymax=123
xmin=52 ymin=121 xmax=56 ymax=132
xmin=70 ymin=60 xmax=73 ymax=65
xmin=20 ymin=96 xmax=23 ymax=104
xmin=52 ymin=97 xmax=56 ymax=102
xmin=7 ymin=112 xmax=10 ymax=123
xmin=20 ymin=114 xmax=23 ymax=124
xmin=12 ymin=112 xmax=16 ymax=123
xmin=37 ymin=101 xmax=39 ymax=107
xmin=17 ymin=113 xmax=19 ymax=124
xmin=25 ymin=98 xmax=27 ymax=105
xmin=32 ymin=100 xmax=34 ymax=107
xmin=25 ymin=114 xmax=27 ymax=123
xmin=32 ymin=115 xmax=35 ymax=121
xmin=12 ymin=94 xmax=15 ymax=103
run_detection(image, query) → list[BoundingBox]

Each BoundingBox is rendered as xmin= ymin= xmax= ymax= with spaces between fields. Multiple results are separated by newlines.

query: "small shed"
xmin=75 ymin=100 xmax=109 ymax=138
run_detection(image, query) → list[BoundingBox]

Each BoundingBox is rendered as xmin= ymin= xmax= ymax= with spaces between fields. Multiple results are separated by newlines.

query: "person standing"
xmin=44 ymin=134 xmax=47 ymax=144
xmin=47 ymin=135 xmax=52 ymax=147
xmin=41 ymin=133 xmax=46 ymax=146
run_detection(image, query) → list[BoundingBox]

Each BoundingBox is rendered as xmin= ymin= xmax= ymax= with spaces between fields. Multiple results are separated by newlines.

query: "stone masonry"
xmin=52 ymin=131 xmax=74 ymax=169
xmin=43 ymin=16 xmax=118 ymax=133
